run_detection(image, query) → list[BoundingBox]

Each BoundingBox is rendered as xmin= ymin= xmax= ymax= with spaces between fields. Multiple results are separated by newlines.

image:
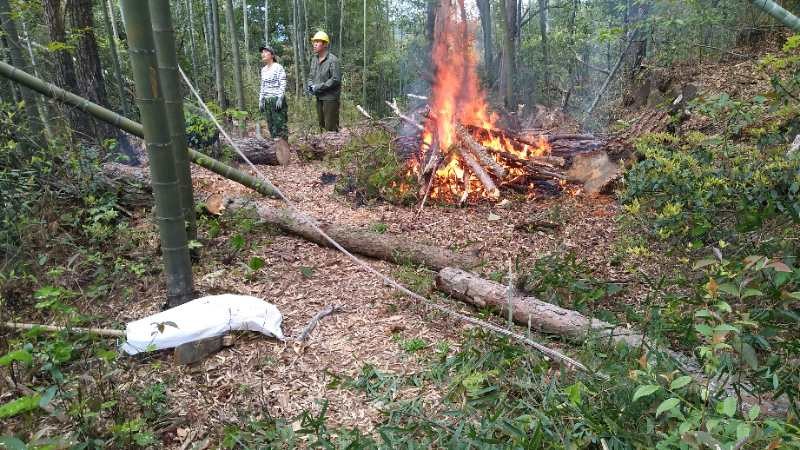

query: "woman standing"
xmin=258 ymin=45 xmax=288 ymax=140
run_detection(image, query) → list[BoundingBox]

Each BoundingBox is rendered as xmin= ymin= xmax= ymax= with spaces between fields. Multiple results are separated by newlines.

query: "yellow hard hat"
xmin=311 ymin=31 xmax=330 ymax=44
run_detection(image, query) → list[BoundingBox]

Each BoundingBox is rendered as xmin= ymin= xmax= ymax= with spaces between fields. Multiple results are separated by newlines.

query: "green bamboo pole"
xmin=0 ymin=60 xmax=280 ymax=199
xmin=120 ymin=0 xmax=193 ymax=307
xmin=0 ymin=0 xmax=44 ymax=146
xmin=102 ymin=0 xmax=130 ymax=116
xmin=150 ymin=0 xmax=197 ymax=242
xmin=224 ymin=0 xmax=245 ymax=110
xmin=750 ymin=0 xmax=800 ymax=32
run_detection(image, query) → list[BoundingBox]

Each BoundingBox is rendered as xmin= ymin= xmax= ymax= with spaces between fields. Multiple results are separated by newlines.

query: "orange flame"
xmin=408 ymin=0 xmax=550 ymax=203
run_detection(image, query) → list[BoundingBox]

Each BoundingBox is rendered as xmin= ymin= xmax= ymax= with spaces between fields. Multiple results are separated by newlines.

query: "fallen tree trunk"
xmin=226 ymin=198 xmax=481 ymax=271
xmin=232 ymin=137 xmax=290 ymax=165
xmin=435 ymin=267 xmax=790 ymax=417
xmin=96 ymin=162 xmax=153 ymax=208
xmin=435 ymin=267 xmax=642 ymax=346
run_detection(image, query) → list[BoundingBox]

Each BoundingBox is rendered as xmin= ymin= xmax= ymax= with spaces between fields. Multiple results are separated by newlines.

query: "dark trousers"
xmin=315 ymin=98 xmax=340 ymax=132
xmin=263 ymin=97 xmax=288 ymax=140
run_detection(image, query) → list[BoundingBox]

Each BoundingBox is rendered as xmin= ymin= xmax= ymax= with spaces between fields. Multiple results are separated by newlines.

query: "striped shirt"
xmin=259 ymin=63 xmax=287 ymax=101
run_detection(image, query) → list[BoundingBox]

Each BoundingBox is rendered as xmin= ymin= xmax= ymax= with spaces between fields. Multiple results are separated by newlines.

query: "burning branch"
xmin=455 ymin=124 xmax=507 ymax=178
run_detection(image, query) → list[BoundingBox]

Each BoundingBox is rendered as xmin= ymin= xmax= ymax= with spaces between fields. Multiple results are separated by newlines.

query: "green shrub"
xmin=333 ymin=130 xmax=418 ymax=204
xmin=622 ymin=132 xmax=800 ymax=244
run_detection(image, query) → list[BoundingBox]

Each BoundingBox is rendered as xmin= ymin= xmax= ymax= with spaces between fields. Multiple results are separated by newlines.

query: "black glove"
xmin=258 ymin=97 xmax=265 ymax=112
xmin=275 ymin=95 xmax=284 ymax=110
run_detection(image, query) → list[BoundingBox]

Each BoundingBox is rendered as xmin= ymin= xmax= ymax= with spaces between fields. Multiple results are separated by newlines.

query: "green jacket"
xmin=308 ymin=52 xmax=341 ymax=101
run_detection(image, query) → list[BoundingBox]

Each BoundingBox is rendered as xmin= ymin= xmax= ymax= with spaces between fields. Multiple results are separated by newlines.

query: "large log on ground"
xmin=435 ymin=267 xmax=642 ymax=346
xmin=226 ymin=198 xmax=480 ymax=270
xmin=231 ymin=137 xmax=290 ymax=165
xmin=96 ymin=162 xmax=153 ymax=208
xmin=435 ymin=267 xmax=790 ymax=417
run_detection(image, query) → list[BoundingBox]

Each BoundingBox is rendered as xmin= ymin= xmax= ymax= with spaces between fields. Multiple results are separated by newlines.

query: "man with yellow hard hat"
xmin=307 ymin=31 xmax=341 ymax=132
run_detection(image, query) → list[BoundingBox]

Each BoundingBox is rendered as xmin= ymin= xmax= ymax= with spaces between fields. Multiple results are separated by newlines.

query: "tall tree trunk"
xmin=362 ymin=0 xmax=366 ymax=106
xmin=203 ymin=0 xmax=214 ymax=91
xmin=0 ymin=37 xmax=16 ymax=103
xmin=292 ymin=0 xmax=300 ymax=97
xmin=102 ymin=0 xmax=129 ymax=116
xmin=561 ymin=0 xmax=578 ymax=110
xmin=476 ymin=0 xmax=493 ymax=84
xmin=300 ymin=0 xmax=308 ymax=78
xmin=149 ymin=0 xmax=197 ymax=242
xmin=21 ymin=20 xmax=55 ymax=142
xmin=0 ymin=0 xmax=44 ymax=147
xmin=499 ymin=0 xmax=518 ymax=108
xmin=538 ymin=0 xmax=550 ymax=106
xmin=339 ymin=0 xmax=344 ymax=57
xmin=42 ymin=0 xmax=84 ymax=135
xmin=243 ymin=0 xmax=251 ymax=85
xmin=264 ymin=0 xmax=269 ymax=45
xmin=224 ymin=0 xmax=245 ymax=110
xmin=187 ymin=0 xmax=199 ymax=84
xmin=211 ymin=0 xmax=226 ymax=109
xmin=120 ymin=0 xmax=193 ymax=307
xmin=67 ymin=0 xmax=112 ymax=142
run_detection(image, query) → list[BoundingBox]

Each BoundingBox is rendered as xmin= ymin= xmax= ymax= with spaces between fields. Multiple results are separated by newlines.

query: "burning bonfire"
xmin=404 ymin=0 xmax=563 ymax=205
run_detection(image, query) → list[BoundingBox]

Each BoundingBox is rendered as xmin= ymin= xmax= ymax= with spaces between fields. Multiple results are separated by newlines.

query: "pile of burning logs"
xmin=378 ymin=99 xmax=616 ymax=204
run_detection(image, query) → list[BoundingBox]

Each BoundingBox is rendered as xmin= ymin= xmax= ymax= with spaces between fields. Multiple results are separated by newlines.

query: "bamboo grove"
xmin=2 ymin=0 xmax=794 ymax=128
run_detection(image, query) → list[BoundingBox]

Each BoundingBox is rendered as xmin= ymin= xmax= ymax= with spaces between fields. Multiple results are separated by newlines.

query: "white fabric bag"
xmin=120 ymin=294 xmax=284 ymax=355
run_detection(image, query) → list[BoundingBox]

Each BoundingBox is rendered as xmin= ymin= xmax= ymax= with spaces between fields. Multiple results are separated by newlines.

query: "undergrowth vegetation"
xmin=332 ymin=130 xmax=417 ymax=205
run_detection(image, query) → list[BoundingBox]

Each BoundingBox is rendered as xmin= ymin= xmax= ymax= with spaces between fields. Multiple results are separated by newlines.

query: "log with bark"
xmin=231 ymin=137 xmax=290 ymax=165
xmin=434 ymin=267 xmax=790 ymax=417
xmin=225 ymin=198 xmax=481 ymax=271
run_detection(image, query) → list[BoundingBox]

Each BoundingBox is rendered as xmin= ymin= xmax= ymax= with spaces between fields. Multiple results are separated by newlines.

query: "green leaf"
xmin=714 ymin=302 xmax=732 ymax=313
xmin=0 ymin=436 xmax=27 ymax=450
xmin=0 ymin=350 xmax=32 ymax=366
xmin=717 ymin=396 xmax=737 ymax=417
xmin=299 ymin=266 xmax=315 ymax=278
xmin=736 ymin=422 xmax=751 ymax=441
xmin=718 ymin=283 xmax=739 ymax=296
xmin=656 ymin=397 xmax=681 ymax=417
xmin=0 ymin=395 xmax=41 ymax=419
xmin=741 ymin=343 xmax=758 ymax=370
xmin=786 ymin=291 xmax=800 ymax=301
xmin=692 ymin=259 xmax=717 ymax=270
xmin=632 ymin=384 xmax=660 ymax=402
xmin=695 ymin=324 xmax=713 ymax=337
xmin=748 ymin=405 xmax=760 ymax=421
xmin=713 ymin=324 xmax=738 ymax=333
xmin=670 ymin=376 xmax=692 ymax=390
xmin=694 ymin=309 xmax=712 ymax=318
xmin=741 ymin=288 xmax=763 ymax=299
xmin=38 ymin=386 xmax=57 ymax=408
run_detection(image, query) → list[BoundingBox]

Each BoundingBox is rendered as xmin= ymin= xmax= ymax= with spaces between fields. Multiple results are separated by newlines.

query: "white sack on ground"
xmin=120 ymin=294 xmax=284 ymax=355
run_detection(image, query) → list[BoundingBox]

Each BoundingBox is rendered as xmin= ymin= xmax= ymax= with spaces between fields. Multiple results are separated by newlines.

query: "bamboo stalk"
xmin=750 ymin=0 xmax=800 ymax=32
xmin=121 ymin=0 xmax=193 ymax=307
xmin=150 ymin=0 xmax=198 ymax=242
xmin=0 ymin=60 xmax=279 ymax=199
xmin=2 ymin=321 xmax=124 ymax=337
xmin=224 ymin=0 xmax=245 ymax=110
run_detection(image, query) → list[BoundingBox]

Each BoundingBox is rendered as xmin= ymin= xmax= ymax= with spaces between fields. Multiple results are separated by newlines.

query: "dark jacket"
xmin=308 ymin=52 xmax=341 ymax=101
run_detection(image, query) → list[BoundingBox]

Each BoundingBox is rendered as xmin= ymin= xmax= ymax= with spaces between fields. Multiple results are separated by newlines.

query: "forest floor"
xmin=92 ymin=152 xmax=637 ymax=446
